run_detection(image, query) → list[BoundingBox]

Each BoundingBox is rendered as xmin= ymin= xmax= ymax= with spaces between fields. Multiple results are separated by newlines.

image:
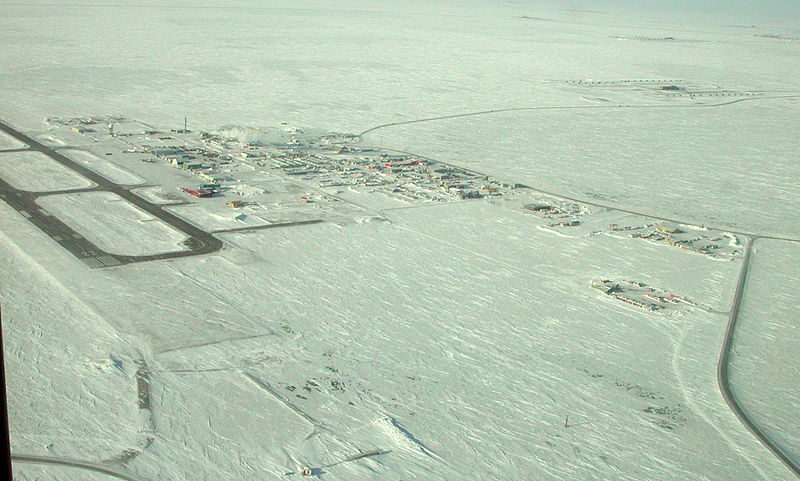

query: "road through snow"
xmin=717 ymin=238 xmax=800 ymax=478
xmin=360 ymin=106 xmax=800 ymax=479
xmin=12 ymin=454 xmax=151 ymax=481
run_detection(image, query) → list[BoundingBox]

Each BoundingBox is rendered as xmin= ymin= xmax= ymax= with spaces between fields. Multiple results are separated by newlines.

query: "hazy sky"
xmin=6 ymin=0 xmax=798 ymax=26
xmin=522 ymin=0 xmax=800 ymax=26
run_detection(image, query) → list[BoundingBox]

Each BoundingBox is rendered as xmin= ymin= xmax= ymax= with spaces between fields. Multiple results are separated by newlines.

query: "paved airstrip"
xmin=0 ymin=120 xmax=222 ymax=268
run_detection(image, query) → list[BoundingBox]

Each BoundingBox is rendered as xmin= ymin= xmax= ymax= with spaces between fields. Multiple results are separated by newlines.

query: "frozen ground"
xmin=0 ymin=130 xmax=25 ymax=149
xmin=364 ymin=98 xmax=800 ymax=238
xmin=1 ymin=1 xmax=798 ymax=135
xmin=0 ymin=204 xmax=146 ymax=463
xmin=36 ymin=192 xmax=189 ymax=256
xmin=1 ymin=1 xmax=799 ymax=480
xmin=163 ymin=179 xmax=363 ymax=233
xmin=728 ymin=240 xmax=800 ymax=466
xmin=164 ymin=203 xmax=306 ymax=233
xmin=13 ymin=463 xmax=125 ymax=481
xmin=3 ymin=195 xmax=793 ymax=480
xmin=0 ymin=150 xmax=94 ymax=192
xmin=60 ymin=149 xmax=145 ymax=185
xmin=129 ymin=186 xmax=183 ymax=205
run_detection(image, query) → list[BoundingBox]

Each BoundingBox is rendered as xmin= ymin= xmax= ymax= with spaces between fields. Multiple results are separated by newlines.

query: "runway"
xmin=0 ymin=119 xmax=223 ymax=268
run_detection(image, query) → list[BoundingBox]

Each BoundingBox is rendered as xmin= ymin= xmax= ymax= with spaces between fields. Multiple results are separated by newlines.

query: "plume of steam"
xmin=210 ymin=125 xmax=327 ymax=145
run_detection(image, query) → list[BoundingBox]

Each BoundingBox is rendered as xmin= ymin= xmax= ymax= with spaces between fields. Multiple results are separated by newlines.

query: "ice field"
xmin=36 ymin=192 xmax=189 ymax=256
xmin=0 ymin=151 xmax=94 ymax=192
xmin=0 ymin=198 xmax=788 ymax=480
xmin=365 ymin=99 xmax=800 ymax=237
xmin=1 ymin=1 xmax=799 ymax=480
xmin=729 ymin=240 xmax=800 ymax=467
xmin=0 ymin=131 xmax=25 ymax=150
xmin=60 ymin=150 xmax=145 ymax=186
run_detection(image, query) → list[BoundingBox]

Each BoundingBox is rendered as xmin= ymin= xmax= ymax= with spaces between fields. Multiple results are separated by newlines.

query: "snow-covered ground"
xmin=364 ymin=98 xmax=800 ymax=238
xmin=129 ymin=186 xmax=183 ymax=205
xmin=729 ymin=240 xmax=800 ymax=466
xmin=60 ymin=149 xmax=145 ymax=185
xmin=36 ymin=192 xmax=189 ymax=256
xmin=0 ymin=130 xmax=25 ymax=150
xmin=0 ymin=204 xmax=147 ymax=463
xmin=1 ymin=1 xmax=798 ymax=480
xmin=1 ymin=1 xmax=797 ymax=135
xmin=163 ymin=193 xmax=359 ymax=233
xmin=13 ymin=464 xmax=125 ymax=481
xmin=0 ymin=151 xmax=94 ymax=192
xmin=2 ymin=195 xmax=792 ymax=480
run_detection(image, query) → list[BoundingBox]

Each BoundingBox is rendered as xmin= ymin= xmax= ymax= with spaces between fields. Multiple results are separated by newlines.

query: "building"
xmin=200 ymin=183 xmax=221 ymax=192
xmin=552 ymin=220 xmax=580 ymax=227
xmin=151 ymin=147 xmax=180 ymax=157
xmin=525 ymin=204 xmax=550 ymax=211
xmin=181 ymin=187 xmax=212 ymax=198
xmin=656 ymin=225 xmax=681 ymax=234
